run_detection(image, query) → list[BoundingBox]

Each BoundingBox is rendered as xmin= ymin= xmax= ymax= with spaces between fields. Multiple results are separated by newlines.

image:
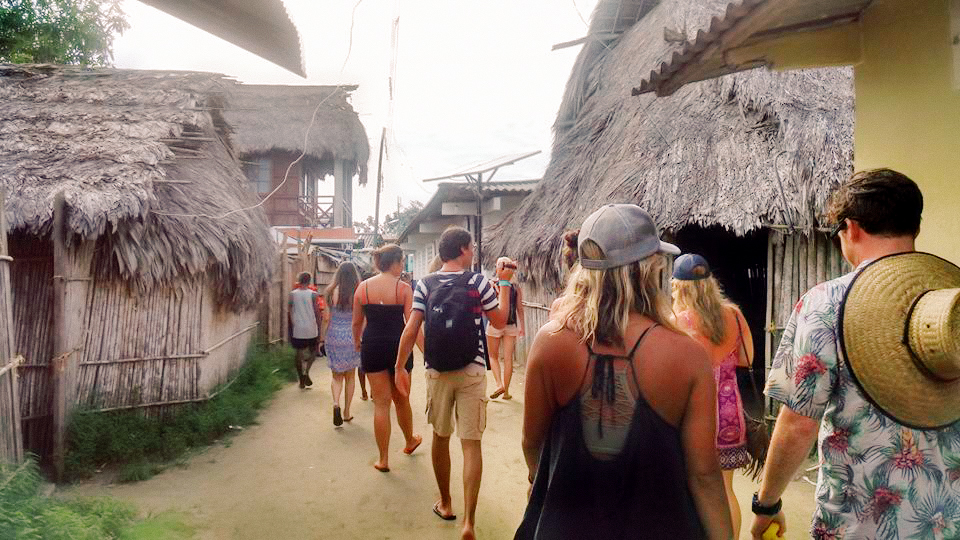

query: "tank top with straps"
xmin=515 ymin=324 xmax=706 ymax=539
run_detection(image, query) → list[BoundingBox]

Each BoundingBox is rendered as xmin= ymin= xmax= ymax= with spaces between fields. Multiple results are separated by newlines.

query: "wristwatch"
xmin=752 ymin=493 xmax=782 ymax=516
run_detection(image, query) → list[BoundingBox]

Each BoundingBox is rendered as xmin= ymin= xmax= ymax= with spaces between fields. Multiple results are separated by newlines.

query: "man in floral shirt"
xmin=751 ymin=169 xmax=960 ymax=539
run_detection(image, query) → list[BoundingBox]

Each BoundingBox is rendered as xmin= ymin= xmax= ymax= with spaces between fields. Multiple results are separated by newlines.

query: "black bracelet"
xmin=751 ymin=492 xmax=782 ymax=516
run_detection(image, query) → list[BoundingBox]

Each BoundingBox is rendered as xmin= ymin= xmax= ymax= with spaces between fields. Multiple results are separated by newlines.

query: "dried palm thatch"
xmin=0 ymin=64 xmax=274 ymax=309
xmin=487 ymin=0 xmax=853 ymax=291
xmin=223 ymin=84 xmax=369 ymax=184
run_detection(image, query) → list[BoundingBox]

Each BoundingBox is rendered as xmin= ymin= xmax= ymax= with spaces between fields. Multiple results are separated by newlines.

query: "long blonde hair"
xmin=671 ymin=276 xmax=733 ymax=345
xmin=551 ymin=240 xmax=680 ymax=347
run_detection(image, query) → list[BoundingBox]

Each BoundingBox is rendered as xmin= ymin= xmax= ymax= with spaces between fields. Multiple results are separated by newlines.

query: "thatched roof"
xmin=223 ymin=84 xmax=369 ymax=184
xmin=0 ymin=63 xmax=275 ymax=309
xmin=486 ymin=0 xmax=853 ymax=290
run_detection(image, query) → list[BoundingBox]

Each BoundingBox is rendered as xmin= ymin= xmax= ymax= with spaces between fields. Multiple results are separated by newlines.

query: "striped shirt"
xmin=413 ymin=271 xmax=498 ymax=369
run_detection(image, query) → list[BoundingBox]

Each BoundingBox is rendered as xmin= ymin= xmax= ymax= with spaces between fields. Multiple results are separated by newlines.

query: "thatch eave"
xmin=486 ymin=0 xmax=853 ymax=291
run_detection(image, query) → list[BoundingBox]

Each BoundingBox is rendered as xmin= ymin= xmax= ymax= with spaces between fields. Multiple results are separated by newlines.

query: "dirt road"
xmin=67 ymin=354 xmax=816 ymax=539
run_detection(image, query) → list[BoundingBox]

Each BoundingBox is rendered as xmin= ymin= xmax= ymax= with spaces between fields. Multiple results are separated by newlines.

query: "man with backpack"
xmin=395 ymin=226 xmax=515 ymax=540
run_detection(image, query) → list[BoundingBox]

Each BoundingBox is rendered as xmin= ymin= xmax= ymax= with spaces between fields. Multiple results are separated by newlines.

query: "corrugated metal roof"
xmin=634 ymin=0 xmax=871 ymax=96
xmin=398 ymin=180 xmax=539 ymax=243
xmin=140 ymin=0 xmax=305 ymax=77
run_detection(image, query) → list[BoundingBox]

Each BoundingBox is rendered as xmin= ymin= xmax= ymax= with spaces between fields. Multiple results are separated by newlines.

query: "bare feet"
xmin=502 ymin=392 xmax=512 ymax=400
xmin=373 ymin=462 xmax=389 ymax=472
xmin=361 ymin=390 xmax=369 ymax=401
xmin=403 ymin=434 xmax=423 ymax=455
xmin=461 ymin=524 xmax=476 ymax=540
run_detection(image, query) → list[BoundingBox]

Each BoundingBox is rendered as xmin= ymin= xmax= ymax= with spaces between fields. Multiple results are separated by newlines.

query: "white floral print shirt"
xmin=766 ymin=269 xmax=960 ymax=540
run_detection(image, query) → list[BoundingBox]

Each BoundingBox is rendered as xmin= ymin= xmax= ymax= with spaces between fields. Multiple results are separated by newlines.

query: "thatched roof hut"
xmin=0 ymin=64 xmax=281 ymax=457
xmin=486 ymin=0 xmax=854 ymax=291
xmin=223 ymin=84 xmax=369 ymax=185
xmin=0 ymin=63 xmax=274 ymax=308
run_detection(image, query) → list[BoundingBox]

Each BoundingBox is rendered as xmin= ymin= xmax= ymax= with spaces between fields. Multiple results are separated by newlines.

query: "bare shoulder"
xmin=530 ymin=320 xmax=581 ymax=363
xmin=651 ymin=325 xmax=711 ymax=375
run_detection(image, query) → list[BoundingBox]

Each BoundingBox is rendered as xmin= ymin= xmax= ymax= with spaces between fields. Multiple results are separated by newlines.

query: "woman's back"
xmin=517 ymin=317 xmax=715 ymax=539
xmin=676 ymin=304 xmax=750 ymax=367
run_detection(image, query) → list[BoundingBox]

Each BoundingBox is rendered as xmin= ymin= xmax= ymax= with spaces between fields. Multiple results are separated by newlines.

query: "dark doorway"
xmin=672 ymin=226 xmax=767 ymax=370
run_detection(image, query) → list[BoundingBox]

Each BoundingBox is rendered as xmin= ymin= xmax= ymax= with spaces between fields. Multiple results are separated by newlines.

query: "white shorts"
xmin=486 ymin=324 xmax=519 ymax=338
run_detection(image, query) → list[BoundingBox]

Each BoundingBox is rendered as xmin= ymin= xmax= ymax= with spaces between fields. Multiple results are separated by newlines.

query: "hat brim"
xmin=839 ymin=252 xmax=960 ymax=429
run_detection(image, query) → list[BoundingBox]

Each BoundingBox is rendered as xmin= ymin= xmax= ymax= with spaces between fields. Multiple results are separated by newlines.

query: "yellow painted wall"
xmin=854 ymin=0 xmax=960 ymax=263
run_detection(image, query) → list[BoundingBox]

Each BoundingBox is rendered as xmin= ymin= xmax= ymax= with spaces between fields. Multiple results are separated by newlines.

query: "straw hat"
xmin=839 ymin=252 xmax=960 ymax=429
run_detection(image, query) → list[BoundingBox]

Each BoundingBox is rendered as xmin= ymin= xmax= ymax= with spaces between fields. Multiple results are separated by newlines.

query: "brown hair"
xmin=325 ymin=261 xmax=360 ymax=310
xmin=297 ymin=271 xmax=311 ymax=286
xmin=561 ymin=229 xmax=579 ymax=270
xmin=438 ymin=227 xmax=472 ymax=262
xmin=372 ymin=243 xmax=404 ymax=272
xmin=826 ymin=168 xmax=923 ymax=237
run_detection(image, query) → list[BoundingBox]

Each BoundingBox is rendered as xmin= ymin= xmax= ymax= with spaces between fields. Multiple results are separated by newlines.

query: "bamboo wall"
xmin=764 ymin=229 xmax=850 ymax=409
xmin=514 ymin=285 xmax=555 ymax=366
xmin=0 ymin=194 xmax=22 ymax=463
xmin=12 ymin=243 xmax=263 ymax=456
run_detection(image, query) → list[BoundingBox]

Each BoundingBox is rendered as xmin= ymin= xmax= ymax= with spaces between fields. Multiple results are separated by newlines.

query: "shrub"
xmin=65 ymin=342 xmax=297 ymax=481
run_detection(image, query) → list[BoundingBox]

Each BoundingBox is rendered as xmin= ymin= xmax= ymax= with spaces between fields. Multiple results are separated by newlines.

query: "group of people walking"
xmin=287 ymin=168 xmax=960 ymax=540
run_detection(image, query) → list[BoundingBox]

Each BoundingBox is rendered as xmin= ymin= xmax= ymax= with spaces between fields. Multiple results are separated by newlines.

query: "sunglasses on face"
xmin=830 ymin=219 xmax=847 ymax=239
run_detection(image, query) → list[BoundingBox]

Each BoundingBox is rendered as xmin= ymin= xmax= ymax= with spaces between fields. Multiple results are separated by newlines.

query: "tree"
xmin=382 ymin=200 xmax=424 ymax=238
xmin=0 ymin=0 xmax=129 ymax=65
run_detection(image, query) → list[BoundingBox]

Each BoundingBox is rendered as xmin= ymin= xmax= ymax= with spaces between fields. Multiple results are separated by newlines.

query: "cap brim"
xmin=660 ymin=241 xmax=680 ymax=256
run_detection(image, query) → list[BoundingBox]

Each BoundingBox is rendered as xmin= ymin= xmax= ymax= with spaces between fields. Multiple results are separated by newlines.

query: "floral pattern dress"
xmin=766 ymin=267 xmax=960 ymax=540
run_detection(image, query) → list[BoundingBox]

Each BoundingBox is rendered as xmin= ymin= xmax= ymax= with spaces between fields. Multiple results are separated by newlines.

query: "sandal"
xmin=374 ymin=463 xmax=390 ymax=473
xmin=333 ymin=406 xmax=343 ymax=427
xmin=502 ymin=392 xmax=512 ymax=400
xmin=490 ymin=388 xmax=504 ymax=399
xmin=432 ymin=502 xmax=456 ymax=521
xmin=403 ymin=434 xmax=423 ymax=455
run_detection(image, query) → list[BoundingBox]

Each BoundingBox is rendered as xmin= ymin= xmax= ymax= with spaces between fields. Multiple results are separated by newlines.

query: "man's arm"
xmin=394 ymin=310 xmax=424 ymax=397
xmin=484 ymin=267 xmax=515 ymax=329
xmin=750 ymin=406 xmax=819 ymax=539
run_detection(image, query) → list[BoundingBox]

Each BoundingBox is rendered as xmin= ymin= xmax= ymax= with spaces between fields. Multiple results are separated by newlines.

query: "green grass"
xmin=65 ymin=342 xmax=298 ymax=482
xmin=0 ymin=458 xmax=199 ymax=538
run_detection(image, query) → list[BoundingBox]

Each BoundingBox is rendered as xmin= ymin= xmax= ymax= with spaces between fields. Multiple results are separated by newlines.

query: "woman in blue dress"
xmin=323 ymin=261 xmax=362 ymax=427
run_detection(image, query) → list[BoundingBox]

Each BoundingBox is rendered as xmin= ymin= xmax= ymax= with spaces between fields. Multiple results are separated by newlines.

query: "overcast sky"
xmin=112 ymin=0 xmax=599 ymax=221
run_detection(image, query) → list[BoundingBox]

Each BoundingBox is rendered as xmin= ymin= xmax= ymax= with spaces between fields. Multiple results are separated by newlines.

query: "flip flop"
xmin=333 ymin=406 xmax=343 ymax=427
xmin=433 ymin=502 xmax=456 ymax=521
xmin=490 ymin=388 xmax=504 ymax=399
xmin=403 ymin=434 xmax=423 ymax=455
xmin=374 ymin=463 xmax=390 ymax=473
xmin=343 ymin=415 xmax=354 ymax=422
xmin=502 ymin=393 xmax=512 ymax=400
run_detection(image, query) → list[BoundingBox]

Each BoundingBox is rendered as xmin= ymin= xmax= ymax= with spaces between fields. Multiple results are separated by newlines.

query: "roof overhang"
xmin=634 ymin=0 xmax=873 ymax=97
xmin=138 ymin=0 xmax=306 ymax=77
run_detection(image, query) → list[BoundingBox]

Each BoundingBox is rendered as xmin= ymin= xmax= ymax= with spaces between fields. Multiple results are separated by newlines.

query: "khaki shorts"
xmin=425 ymin=365 xmax=488 ymax=440
xmin=486 ymin=324 xmax=520 ymax=338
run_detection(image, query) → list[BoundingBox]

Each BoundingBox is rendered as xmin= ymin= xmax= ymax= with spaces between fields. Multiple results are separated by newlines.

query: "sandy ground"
xmin=67 ymin=353 xmax=817 ymax=539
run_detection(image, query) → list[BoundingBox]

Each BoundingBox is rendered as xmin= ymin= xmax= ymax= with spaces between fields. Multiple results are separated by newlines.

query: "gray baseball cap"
xmin=578 ymin=204 xmax=680 ymax=270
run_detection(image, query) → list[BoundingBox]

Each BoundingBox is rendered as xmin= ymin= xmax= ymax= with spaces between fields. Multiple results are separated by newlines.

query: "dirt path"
xmin=67 ymin=353 xmax=817 ymax=539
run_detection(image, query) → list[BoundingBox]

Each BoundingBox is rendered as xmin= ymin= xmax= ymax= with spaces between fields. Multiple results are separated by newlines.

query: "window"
xmin=244 ymin=158 xmax=271 ymax=194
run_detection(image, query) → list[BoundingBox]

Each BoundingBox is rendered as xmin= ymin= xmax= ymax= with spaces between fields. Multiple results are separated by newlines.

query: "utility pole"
xmin=372 ymin=127 xmax=386 ymax=247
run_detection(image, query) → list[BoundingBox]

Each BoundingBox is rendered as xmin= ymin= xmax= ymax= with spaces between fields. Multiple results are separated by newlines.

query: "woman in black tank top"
xmin=352 ymin=244 xmax=422 ymax=473
xmin=516 ymin=205 xmax=733 ymax=539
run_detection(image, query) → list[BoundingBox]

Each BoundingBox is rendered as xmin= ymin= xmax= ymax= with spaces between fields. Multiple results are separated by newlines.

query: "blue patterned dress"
xmin=326 ymin=306 xmax=360 ymax=373
xmin=766 ymin=264 xmax=960 ymax=539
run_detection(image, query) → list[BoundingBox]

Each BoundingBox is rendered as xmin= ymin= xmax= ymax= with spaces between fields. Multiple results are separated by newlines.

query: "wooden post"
xmin=51 ymin=192 xmax=68 ymax=480
xmin=51 ymin=193 xmax=94 ymax=480
xmin=0 ymin=191 xmax=23 ymax=463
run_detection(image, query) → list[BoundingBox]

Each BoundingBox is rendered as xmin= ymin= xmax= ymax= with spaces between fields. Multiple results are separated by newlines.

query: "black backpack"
xmin=423 ymin=272 xmax=487 ymax=372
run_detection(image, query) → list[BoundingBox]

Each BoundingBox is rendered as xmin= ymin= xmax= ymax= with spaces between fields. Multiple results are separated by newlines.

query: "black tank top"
xmin=361 ymin=280 xmax=406 ymax=344
xmin=515 ymin=326 xmax=706 ymax=540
